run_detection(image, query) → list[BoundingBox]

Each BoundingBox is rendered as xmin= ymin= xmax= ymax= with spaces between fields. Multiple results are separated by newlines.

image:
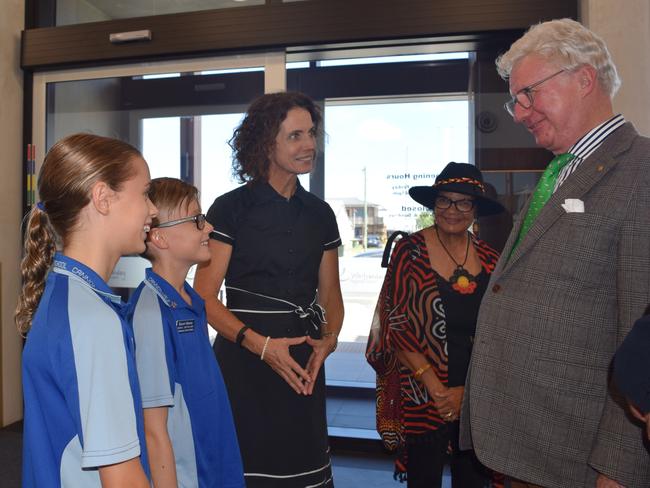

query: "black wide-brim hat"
xmin=408 ymin=161 xmax=505 ymax=217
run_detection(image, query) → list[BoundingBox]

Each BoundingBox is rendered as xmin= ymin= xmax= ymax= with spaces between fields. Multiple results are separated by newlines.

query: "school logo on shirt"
xmin=176 ymin=319 xmax=195 ymax=334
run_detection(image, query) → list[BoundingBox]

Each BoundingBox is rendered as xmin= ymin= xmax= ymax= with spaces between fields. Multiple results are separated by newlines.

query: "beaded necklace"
xmin=435 ymin=226 xmax=477 ymax=294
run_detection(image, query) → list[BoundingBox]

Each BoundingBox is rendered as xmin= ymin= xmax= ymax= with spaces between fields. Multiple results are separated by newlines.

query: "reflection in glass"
xmin=46 ymin=78 xmax=126 ymax=150
xmin=55 ymin=0 xmax=264 ymax=26
xmin=477 ymin=171 xmax=540 ymax=254
xmin=199 ymin=67 xmax=264 ymax=76
xmin=483 ymin=171 xmax=541 ymax=218
xmin=319 ymin=52 xmax=469 ymax=67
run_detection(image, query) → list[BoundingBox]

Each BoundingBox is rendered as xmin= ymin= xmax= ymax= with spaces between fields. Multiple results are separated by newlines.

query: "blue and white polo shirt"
xmin=22 ymin=253 xmax=149 ymax=488
xmin=128 ymin=268 xmax=244 ymax=488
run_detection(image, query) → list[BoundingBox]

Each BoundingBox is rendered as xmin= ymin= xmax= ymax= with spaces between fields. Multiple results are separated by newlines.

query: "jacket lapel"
xmin=499 ymin=123 xmax=637 ymax=275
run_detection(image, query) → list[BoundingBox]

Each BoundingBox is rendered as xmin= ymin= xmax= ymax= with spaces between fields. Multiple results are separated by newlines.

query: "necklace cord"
xmin=435 ymin=226 xmax=470 ymax=268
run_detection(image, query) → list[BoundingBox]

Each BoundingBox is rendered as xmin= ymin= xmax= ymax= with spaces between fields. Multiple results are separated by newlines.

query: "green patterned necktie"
xmin=510 ymin=152 xmax=574 ymax=255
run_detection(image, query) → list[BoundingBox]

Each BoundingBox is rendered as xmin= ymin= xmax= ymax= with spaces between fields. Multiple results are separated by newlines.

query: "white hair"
xmin=496 ymin=18 xmax=621 ymax=98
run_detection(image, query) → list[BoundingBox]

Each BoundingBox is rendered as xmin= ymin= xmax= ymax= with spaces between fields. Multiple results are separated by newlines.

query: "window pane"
xmin=200 ymin=113 xmax=245 ymax=211
xmin=43 ymin=67 xmax=264 ymax=291
xmin=54 ymin=0 xmax=264 ymax=26
xmin=318 ymin=52 xmax=469 ymax=67
xmin=325 ymin=98 xmax=469 ymax=345
xmin=142 ymin=117 xmax=181 ymax=179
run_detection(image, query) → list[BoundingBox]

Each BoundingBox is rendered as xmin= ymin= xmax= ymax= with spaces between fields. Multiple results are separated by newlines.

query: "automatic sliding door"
xmin=33 ymin=54 xmax=282 ymax=291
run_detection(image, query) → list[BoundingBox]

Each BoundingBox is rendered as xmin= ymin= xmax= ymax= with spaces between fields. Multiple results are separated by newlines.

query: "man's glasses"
xmin=504 ymin=69 xmax=565 ymax=116
xmin=155 ymin=213 xmax=206 ymax=230
xmin=434 ymin=196 xmax=475 ymax=213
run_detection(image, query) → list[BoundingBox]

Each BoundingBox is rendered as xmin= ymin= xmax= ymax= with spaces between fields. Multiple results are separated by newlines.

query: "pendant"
xmin=450 ymin=266 xmax=477 ymax=294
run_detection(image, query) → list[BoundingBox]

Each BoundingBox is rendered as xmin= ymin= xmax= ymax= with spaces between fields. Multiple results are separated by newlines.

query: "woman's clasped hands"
xmin=431 ymin=386 xmax=464 ymax=422
xmin=258 ymin=333 xmax=338 ymax=395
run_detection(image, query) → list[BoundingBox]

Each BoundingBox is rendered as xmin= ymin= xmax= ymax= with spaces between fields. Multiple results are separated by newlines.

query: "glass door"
xmin=32 ymin=52 xmax=286 ymax=293
xmin=285 ymin=49 xmax=472 ymax=438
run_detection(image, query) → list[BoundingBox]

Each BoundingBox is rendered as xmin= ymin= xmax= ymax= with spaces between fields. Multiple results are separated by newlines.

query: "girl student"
xmin=16 ymin=133 xmax=157 ymax=488
xmin=127 ymin=177 xmax=244 ymax=488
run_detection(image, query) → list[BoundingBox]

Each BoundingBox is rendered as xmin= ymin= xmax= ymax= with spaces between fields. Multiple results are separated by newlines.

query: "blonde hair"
xmin=496 ymin=18 xmax=620 ymax=97
xmin=142 ymin=177 xmax=200 ymax=261
xmin=148 ymin=177 xmax=199 ymax=226
xmin=15 ymin=133 xmax=142 ymax=335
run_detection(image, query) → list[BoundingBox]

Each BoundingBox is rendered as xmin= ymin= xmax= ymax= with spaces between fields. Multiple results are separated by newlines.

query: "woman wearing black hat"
xmin=368 ymin=162 xmax=504 ymax=487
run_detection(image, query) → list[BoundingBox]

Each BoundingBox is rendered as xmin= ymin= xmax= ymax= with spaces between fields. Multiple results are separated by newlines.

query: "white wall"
xmin=580 ymin=0 xmax=650 ymax=136
xmin=0 ymin=0 xmax=25 ymax=426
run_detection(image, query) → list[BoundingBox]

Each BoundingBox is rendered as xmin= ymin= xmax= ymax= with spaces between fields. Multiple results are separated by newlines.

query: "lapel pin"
xmin=597 ymin=164 xmax=604 ymax=172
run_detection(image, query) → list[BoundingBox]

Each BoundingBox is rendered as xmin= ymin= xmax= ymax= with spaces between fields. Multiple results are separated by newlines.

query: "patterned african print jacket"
xmin=367 ymin=230 xmax=500 ymax=480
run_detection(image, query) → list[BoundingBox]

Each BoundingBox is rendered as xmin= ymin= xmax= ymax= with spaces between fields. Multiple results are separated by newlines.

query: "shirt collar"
xmin=52 ymin=253 xmax=122 ymax=305
xmin=568 ymin=114 xmax=625 ymax=159
xmin=293 ymin=180 xmax=310 ymax=204
xmin=249 ymin=179 xmax=310 ymax=205
xmin=143 ymin=267 xmax=204 ymax=311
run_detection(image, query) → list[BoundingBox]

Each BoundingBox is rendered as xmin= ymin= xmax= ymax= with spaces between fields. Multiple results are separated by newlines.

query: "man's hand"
xmin=628 ymin=403 xmax=650 ymax=439
xmin=596 ymin=473 xmax=625 ymax=487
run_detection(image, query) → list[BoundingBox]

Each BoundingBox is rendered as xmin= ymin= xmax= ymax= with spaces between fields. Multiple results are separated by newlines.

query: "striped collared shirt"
xmin=554 ymin=114 xmax=625 ymax=192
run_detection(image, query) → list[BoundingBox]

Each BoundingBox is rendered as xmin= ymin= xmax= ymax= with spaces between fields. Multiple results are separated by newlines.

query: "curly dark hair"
xmin=230 ymin=91 xmax=322 ymax=183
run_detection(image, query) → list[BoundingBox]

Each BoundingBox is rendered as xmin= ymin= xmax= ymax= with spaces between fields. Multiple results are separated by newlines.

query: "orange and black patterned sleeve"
xmin=383 ymin=238 xmax=426 ymax=355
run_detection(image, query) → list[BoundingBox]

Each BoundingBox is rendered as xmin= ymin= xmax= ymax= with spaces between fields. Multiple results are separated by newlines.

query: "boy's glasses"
xmin=155 ymin=213 xmax=206 ymax=230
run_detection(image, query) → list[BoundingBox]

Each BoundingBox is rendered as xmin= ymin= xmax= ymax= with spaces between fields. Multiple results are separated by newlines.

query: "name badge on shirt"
xmin=176 ymin=319 xmax=195 ymax=334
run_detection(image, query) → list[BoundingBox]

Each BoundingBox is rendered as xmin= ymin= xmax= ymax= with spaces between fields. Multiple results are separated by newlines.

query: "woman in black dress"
xmin=194 ymin=92 xmax=344 ymax=488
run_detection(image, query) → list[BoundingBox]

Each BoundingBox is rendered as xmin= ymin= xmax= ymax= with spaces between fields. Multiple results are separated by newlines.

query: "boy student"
xmin=127 ymin=177 xmax=244 ymax=488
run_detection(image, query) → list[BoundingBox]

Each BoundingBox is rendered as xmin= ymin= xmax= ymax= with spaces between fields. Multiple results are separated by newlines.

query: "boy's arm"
xmin=143 ymin=407 xmax=177 ymax=488
xmin=99 ymin=458 xmax=150 ymax=487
